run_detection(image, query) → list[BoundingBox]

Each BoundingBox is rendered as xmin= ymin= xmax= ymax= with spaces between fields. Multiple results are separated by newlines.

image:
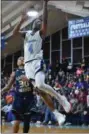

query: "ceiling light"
xmin=27 ymin=10 xmax=38 ymax=17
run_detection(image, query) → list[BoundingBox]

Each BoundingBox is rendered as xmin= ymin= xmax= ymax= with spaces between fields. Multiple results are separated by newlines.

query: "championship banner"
xmin=68 ymin=17 xmax=89 ymax=39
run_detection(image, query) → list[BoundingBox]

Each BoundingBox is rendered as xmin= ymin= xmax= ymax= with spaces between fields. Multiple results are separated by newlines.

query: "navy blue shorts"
xmin=12 ymin=92 xmax=36 ymax=121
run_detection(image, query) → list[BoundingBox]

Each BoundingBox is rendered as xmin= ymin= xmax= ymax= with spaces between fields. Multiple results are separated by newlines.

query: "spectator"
xmin=43 ymin=106 xmax=57 ymax=125
xmin=75 ymin=78 xmax=84 ymax=89
xmin=1 ymin=59 xmax=89 ymax=126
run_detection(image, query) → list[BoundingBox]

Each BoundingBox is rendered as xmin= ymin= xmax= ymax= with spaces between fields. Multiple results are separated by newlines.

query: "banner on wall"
xmin=68 ymin=17 xmax=89 ymax=39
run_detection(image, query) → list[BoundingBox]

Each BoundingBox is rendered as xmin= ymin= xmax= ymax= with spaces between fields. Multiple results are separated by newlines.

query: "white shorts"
xmin=24 ymin=59 xmax=43 ymax=80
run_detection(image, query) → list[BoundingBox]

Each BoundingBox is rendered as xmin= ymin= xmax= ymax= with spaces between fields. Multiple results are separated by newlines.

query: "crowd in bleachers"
xmin=1 ymin=58 xmax=89 ymax=126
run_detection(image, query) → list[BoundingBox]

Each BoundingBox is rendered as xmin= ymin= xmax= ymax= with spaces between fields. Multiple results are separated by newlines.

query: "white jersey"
xmin=24 ymin=30 xmax=43 ymax=63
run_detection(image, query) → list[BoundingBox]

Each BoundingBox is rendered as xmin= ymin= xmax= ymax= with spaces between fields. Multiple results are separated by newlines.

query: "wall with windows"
xmin=1 ymin=26 xmax=89 ymax=73
xmin=44 ymin=27 xmax=89 ymax=65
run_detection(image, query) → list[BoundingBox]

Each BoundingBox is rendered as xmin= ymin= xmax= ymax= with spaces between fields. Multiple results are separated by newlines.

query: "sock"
xmin=23 ymin=121 xmax=30 ymax=133
xmin=23 ymin=115 xmax=30 ymax=133
xmin=53 ymin=109 xmax=59 ymax=115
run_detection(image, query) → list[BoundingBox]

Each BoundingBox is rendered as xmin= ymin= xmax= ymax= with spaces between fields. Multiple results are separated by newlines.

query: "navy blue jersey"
xmin=15 ymin=68 xmax=33 ymax=93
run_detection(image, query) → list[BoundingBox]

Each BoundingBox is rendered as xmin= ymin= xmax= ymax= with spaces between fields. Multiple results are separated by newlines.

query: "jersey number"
xmin=29 ymin=44 xmax=33 ymax=53
xmin=19 ymin=81 xmax=31 ymax=92
xmin=19 ymin=81 xmax=29 ymax=88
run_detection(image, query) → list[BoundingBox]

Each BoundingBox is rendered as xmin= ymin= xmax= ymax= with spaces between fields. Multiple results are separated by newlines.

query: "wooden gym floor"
xmin=1 ymin=123 xmax=89 ymax=133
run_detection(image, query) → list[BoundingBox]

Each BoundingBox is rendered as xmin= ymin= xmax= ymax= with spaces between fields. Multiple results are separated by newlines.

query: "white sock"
xmin=53 ymin=109 xmax=63 ymax=120
xmin=53 ymin=109 xmax=59 ymax=115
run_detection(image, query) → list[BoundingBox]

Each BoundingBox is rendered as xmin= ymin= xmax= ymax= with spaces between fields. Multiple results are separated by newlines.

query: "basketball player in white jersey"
xmin=13 ymin=0 xmax=71 ymax=125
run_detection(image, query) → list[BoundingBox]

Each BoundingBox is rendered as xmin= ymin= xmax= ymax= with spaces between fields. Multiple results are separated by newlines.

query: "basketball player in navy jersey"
xmin=2 ymin=57 xmax=36 ymax=133
xmin=13 ymin=0 xmax=71 ymax=125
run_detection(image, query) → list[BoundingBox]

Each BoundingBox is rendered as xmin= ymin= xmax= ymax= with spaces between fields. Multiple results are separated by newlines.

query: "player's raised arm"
xmin=40 ymin=0 xmax=48 ymax=37
xmin=13 ymin=12 xmax=28 ymax=37
xmin=2 ymin=72 xmax=15 ymax=95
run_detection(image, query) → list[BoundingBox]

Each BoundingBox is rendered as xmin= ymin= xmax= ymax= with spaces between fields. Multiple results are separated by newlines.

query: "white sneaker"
xmin=58 ymin=95 xmax=71 ymax=113
xmin=53 ymin=110 xmax=66 ymax=126
xmin=48 ymin=121 xmax=51 ymax=125
xmin=36 ymin=121 xmax=41 ymax=124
